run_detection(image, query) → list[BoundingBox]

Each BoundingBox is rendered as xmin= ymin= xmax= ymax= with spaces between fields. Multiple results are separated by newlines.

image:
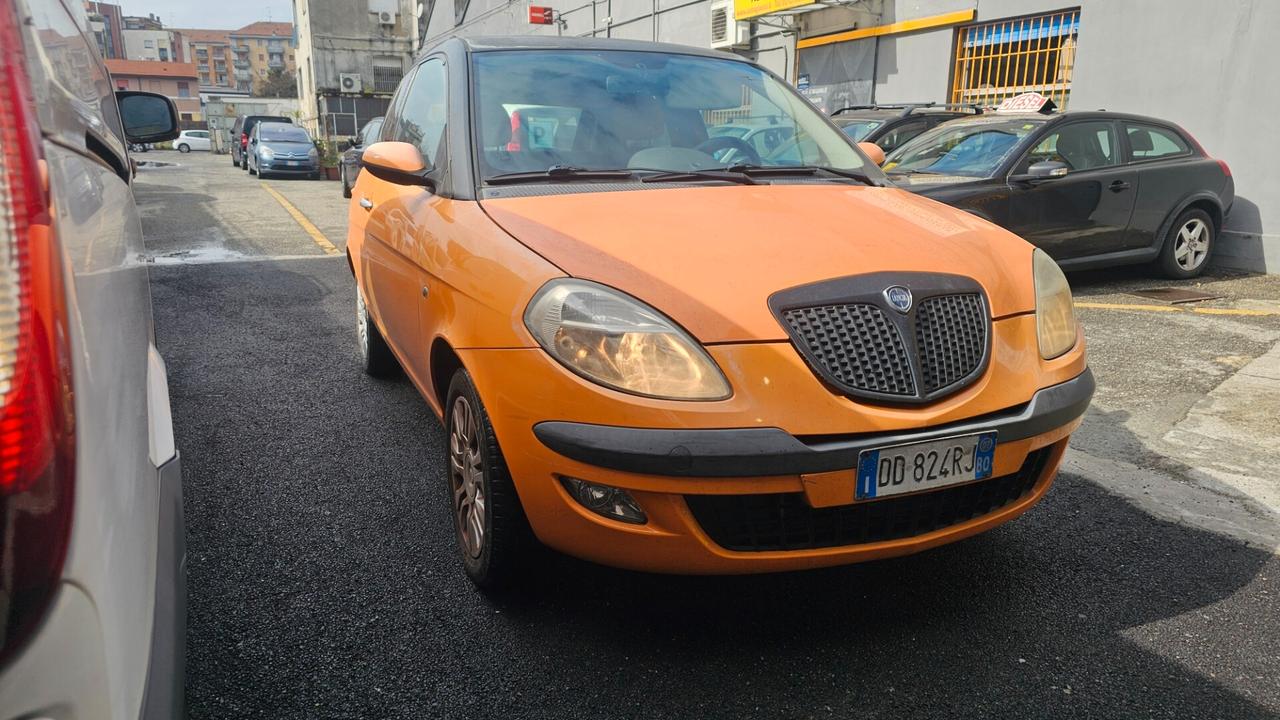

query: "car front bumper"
xmin=259 ymin=160 xmax=318 ymax=174
xmin=458 ymin=315 xmax=1091 ymax=574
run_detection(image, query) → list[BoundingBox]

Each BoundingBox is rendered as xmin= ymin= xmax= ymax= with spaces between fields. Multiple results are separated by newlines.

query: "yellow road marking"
xmin=1075 ymin=301 xmax=1280 ymax=317
xmin=261 ymin=183 xmax=339 ymax=256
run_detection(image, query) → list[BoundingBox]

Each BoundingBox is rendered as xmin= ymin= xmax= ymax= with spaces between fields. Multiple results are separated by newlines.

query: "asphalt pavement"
xmin=138 ymin=150 xmax=1280 ymax=719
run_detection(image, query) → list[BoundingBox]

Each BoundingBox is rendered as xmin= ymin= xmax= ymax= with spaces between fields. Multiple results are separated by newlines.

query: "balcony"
xmin=234 ymin=60 xmax=250 ymax=70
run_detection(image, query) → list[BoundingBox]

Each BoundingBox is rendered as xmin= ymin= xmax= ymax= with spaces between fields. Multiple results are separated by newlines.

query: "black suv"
xmin=230 ymin=114 xmax=292 ymax=168
xmin=832 ymin=103 xmax=981 ymax=154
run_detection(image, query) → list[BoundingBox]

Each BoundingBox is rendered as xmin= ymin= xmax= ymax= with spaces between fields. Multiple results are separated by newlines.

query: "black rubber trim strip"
xmin=533 ymin=368 xmax=1094 ymax=478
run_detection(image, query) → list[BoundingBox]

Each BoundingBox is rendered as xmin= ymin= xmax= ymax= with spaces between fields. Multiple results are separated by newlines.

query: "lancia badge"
xmin=883 ymin=286 xmax=912 ymax=313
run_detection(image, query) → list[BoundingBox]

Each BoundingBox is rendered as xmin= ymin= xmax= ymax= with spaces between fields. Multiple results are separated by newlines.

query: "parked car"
xmin=881 ymin=101 xmax=1234 ymax=278
xmin=247 ymin=121 xmax=320 ymax=179
xmin=230 ymin=113 xmax=291 ymax=168
xmin=831 ymin=103 xmax=981 ymax=154
xmin=346 ymin=37 xmax=1093 ymax=589
xmin=704 ymin=118 xmax=796 ymax=163
xmin=340 ymin=116 xmax=384 ymax=198
xmin=0 ymin=0 xmax=184 ymax=717
xmin=175 ymin=128 xmax=211 ymax=152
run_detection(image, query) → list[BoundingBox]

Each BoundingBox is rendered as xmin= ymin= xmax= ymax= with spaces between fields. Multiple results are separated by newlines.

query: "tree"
xmin=255 ymin=68 xmax=297 ymax=98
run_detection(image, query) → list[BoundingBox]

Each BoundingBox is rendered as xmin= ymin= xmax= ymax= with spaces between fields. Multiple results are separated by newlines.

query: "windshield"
xmin=883 ymin=118 xmax=1044 ymax=178
xmin=260 ymin=125 xmax=311 ymax=143
xmin=836 ymin=119 xmax=883 ymax=141
xmin=472 ymin=50 xmax=869 ymax=182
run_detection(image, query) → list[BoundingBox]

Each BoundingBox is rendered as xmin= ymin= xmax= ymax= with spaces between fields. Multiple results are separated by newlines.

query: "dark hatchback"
xmin=832 ymin=103 xmax=979 ymax=154
xmin=339 ymin=116 xmax=383 ymax=198
xmin=882 ymin=111 xmax=1234 ymax=278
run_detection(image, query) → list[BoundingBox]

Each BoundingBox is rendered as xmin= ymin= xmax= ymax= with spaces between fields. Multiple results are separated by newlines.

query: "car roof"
xmin=444 ymin=35 xmax=748 ymax=63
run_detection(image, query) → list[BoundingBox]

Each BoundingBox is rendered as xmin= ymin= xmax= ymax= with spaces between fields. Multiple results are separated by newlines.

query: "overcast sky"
xmin=120 ymin=0 xmax=295 ymax=29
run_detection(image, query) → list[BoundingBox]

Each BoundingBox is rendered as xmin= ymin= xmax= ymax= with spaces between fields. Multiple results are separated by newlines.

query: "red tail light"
xmin=1217 ymin=159 xmax=1232 ymax=177
xmin=240 ymin=132 xmax=248 ymax=147
xmin=0 ymin=1 xmax=76 ymax=667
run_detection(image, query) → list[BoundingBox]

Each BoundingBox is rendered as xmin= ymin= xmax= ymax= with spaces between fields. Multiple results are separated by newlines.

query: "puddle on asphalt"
xmin=144 ymin=245 xmax=255 ymax=265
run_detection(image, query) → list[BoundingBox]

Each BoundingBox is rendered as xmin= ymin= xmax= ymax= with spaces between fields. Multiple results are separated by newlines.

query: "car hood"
xmin=481 ymin=184 xmax=1036 ymax=343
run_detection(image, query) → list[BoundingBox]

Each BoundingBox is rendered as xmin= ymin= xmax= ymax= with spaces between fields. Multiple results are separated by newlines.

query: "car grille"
xmin=775 ymin=281 xmax=989 ymax=403
xmin=915 ymin=294 xmax=987 ymax=394
xmin=781 ymin=304 xmax=916 ymax=397
xmin=685 ymin=448 xmax=1050 ymax=552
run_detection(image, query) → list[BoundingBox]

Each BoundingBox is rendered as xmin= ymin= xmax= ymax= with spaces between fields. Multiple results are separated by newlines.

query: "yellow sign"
xmin=733 ymin=0 xmax=814 ymax=21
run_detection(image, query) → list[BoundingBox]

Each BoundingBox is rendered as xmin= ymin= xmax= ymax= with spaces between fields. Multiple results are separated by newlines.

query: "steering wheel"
xmin=695 ymin=136 xmax=763 ymax=166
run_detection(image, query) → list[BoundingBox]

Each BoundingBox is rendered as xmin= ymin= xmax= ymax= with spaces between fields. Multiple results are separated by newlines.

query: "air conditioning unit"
xmin=378 ymin=10 xmax=397 ymax=25
xmin=339 ymin=73 xmax=362 ymax=93
xmin=709 ymin=0 xmax=748 ymax=49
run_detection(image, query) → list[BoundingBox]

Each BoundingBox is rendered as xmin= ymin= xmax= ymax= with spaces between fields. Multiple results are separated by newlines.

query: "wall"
xmin=122 ymin=28 xmax=178 ymax=61
xmin=111 ymin=75 xmax=202 ymax=119
xmin=205 ymin=97 xmax=302 ymax=151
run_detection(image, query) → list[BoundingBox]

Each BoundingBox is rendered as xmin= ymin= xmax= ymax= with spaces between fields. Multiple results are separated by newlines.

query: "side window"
xmin=875 ymin=120 xmax=928 ymax=152
xmin=393 ymin=59 xmax=448 ymax=167
xmin=1125 ymin=123 xmax=1189 ymax=161
xmin=380 ymin=65 xmax=419 ymax=142
xmin=1021 ymin=121 xmax=1117 ymax=172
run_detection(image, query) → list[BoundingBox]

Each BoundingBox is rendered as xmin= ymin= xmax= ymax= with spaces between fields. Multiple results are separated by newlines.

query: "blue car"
xmin=247 ymin=122 xmax=320 ymax=179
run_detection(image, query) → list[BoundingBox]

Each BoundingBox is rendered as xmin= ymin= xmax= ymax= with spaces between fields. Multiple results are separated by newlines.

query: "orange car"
xmin=346 ymin=37 xmax=1093 ymax=587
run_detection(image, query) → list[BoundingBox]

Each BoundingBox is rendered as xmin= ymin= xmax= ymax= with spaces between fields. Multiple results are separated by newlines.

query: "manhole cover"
xmin=1127 ymin=287 xmax=1223 ymax=304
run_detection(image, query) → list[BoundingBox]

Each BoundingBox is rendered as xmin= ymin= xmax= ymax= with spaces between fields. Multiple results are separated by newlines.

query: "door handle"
xmin=1109 ymin=180 xmax=1131 ymax=192
xmin=359 ymin=197 xmax=373 ymax=210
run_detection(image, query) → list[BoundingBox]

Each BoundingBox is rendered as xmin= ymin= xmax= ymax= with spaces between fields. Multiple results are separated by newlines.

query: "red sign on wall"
xmin=529 ymin=5 xmax=554 ymax=24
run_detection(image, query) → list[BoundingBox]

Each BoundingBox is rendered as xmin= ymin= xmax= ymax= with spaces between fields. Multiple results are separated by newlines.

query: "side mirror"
xmin=337 ymin=140 xmax=352 ymax=152
xmin=1011 ymin=160 xmax=1069 ymax=183
xmin=250 ymin=137 xmax=258 ymax=144
xmin=361 ymin=141 xmax=433 ymax=188
xmin=116 ymin=91 xmax=179 ymax=144
xmin=857 ymin=141 xmax=886 ymax=167
xmin=350 ymin=135 xmax=362 ymax=148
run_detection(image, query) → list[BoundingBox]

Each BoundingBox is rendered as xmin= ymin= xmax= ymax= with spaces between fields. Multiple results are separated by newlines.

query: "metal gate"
xmin=950 ymin=9 xmax=1081 ymax=109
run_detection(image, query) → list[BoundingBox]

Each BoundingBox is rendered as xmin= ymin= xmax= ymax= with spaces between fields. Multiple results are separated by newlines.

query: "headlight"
xmin=308 ymin=147 xmax=319 ymax=160
xmin=259 ymin=146 xmax=274 ymax=160
xmin=524 ymin=279 xmax=731 ymax=400
xmin=1033 ymin=249 xmax=1077 ymax=359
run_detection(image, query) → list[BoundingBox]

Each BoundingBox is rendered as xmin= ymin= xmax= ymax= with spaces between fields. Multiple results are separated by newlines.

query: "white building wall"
xmin=122 ymin=29 xmax=176 ymax=61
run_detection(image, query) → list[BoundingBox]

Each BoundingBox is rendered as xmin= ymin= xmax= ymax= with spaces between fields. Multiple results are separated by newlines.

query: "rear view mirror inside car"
xmin=117 ymin=91 xmax=180 ymax=144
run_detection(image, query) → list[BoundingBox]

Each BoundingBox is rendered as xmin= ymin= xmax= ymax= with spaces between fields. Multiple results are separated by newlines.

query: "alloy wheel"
xmin=1174 ymin=218 xmax=1210 ymax=271
xmin=449 ymin=395 xmax=486 ymax=559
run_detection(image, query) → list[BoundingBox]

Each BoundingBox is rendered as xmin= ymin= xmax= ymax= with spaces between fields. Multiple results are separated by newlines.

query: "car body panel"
xmin=480 ymin=184 xmax=1038 ymax=343
xmin=0 ymin=0 xmax=182 ymax=717
xmin=176 ymin=129 xmax=211 ymax=150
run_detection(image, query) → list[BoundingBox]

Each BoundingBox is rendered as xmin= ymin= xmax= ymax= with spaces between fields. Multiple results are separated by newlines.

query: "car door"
xmin=1005 ymin=120 xmax=1139 ymax=260
xmin=360 ymin=58 xmax=448 ymax=383
xmin=194 ymin=130 xmax=211 ymax=150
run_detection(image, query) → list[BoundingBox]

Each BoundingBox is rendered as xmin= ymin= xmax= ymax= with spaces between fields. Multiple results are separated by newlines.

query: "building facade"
xmin=229 ymin=22 xmax=297 ymax=94
xmin=419 ymin=0 xmax=1278 ymax=274
xmin=122 ymin=13 xmax=162 ymax=30
xmin=294 ymin=0 xmax=415 ymax=139
xmin=121 ymin=27 xmax=184 ymax=62
xmin=179 ymin=28 xmax=236 ymax=93
xmin=84 ymin=1 xmax=124 ymax=59
xmin=104 ymin=59 xmax=202 ymax=121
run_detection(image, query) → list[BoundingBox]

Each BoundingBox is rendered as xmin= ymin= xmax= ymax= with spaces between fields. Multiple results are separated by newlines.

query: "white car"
xmin=175 ymin=129 xmax=210 ymax=152
xmin=0 ymin=0 xmax=184 ymax=718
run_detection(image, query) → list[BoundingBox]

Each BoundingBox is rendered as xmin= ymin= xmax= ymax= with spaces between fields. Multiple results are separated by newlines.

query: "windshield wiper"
xmin=484 ymin=165 xmax=636 ymax=186
xmin=721 ymin=164 xmax=880 ymax=186
xmin=638 ymin=168 xmax=761 ymax=185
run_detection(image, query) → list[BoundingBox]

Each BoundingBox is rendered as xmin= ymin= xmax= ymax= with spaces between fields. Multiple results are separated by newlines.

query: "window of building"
xmin=149 ymin=79 xmax=161 ymax=90
xmin=1124 ymin=123 xmax=1190 ymax=161
xmin=116 ymin=80 xmax=128 ymax=90
xmin=259 ymin=53 xmax=265 ymax=60
xmin=200 ymin=73 xmax=209 ymax=83
xmin=180 ymin=112 xmax=193 ymax=121
xmin=177 ymin=81 xmax=190 ymax=97
xmin=159 ymin=48 xmax=168 ymax=61
xmin=144 ymin=39 xmax=154 ymax=48
xmin=373 ymin=58 xmax=403 ymax=93
xmin=951 ymin=9 xmax=1081 ymax=109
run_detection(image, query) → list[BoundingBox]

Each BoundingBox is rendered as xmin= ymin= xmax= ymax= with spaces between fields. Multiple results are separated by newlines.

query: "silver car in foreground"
xmin=0 ymin=0 xmax=184 ymax=718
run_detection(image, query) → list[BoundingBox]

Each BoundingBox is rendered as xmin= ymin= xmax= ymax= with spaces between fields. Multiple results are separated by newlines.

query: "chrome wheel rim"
xmin=356 ymin=289 xmax=370 ymax=362
xmin=1174 ymin=218 xmax=1210 ymax=271
xmin=449 ymin=396 xmax=485 ymax=559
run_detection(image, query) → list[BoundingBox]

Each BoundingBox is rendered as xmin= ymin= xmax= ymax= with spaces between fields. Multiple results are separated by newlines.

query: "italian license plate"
xmin=856 ymin=432 xmax=996 ymax=500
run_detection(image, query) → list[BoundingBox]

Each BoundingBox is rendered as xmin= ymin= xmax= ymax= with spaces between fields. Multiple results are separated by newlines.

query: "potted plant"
xmin=317 ymin=138 xmax=340 ymax=180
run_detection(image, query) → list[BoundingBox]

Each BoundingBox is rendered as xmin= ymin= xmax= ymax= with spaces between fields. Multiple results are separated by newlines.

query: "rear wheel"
xmin=356 ymin=285 xmax=398 ymax=377
xmin=1157 ymin=208 xmax=1214 ymax=279
xmin=177 ymin=143 xmax=190 ymax=153
xmin=341 ymin=165 xmax=352 ymax=198
xmin=445 ymin=369 xmax=535 ymax=589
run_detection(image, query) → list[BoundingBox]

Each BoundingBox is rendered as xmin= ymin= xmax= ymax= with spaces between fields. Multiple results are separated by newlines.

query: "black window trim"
xmin=1119 ymin=119 xmax=1195 ymax=167
xmin=390 ymin=54 xmax=452 ymax=197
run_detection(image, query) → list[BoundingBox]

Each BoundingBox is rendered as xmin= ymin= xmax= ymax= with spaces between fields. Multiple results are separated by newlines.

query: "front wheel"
xmin=445 ymin=369 xmax=536 ymax=589
xmin=1156 ymin=208 xmax=1214 ymax=279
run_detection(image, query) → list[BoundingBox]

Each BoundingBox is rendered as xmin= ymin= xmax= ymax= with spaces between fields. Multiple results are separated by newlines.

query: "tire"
xmin=231 ymin=154 xmax=238 ymax=167
xmin=356 ymin=284 xmax=399 ymax=377
xmin=1156 ymin=208 xmax=1215 ymax=279
xmin=341 ymin=166 xmax=352 ymax=198
xmin=248 ymin=162 xmax=257 ymax=176
xmin=445 ymin=368 xmax=536 ymax=589
xmin=178 ymin=143 xmax=190 ymax=153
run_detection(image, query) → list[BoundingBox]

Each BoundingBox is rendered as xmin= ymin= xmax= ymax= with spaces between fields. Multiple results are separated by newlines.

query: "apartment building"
xmin=84 ymin=1 xmax=124 ymax=59
xmin=179 ymin=28 xmax=237 ymax=93
xmin=228 ymin=21 xmax=297 ymax=94
xmin=294 ymin=0 xmax=415 ymax=138
xmin=104 ymin=59 xmax=201 ymax=121
xmin=122 ymin=27 xmax=184 ymax=62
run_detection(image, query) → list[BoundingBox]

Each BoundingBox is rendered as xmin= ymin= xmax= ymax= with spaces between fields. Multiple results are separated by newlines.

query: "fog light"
xmin=560 ymin=476 xmax=647 ymax=524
